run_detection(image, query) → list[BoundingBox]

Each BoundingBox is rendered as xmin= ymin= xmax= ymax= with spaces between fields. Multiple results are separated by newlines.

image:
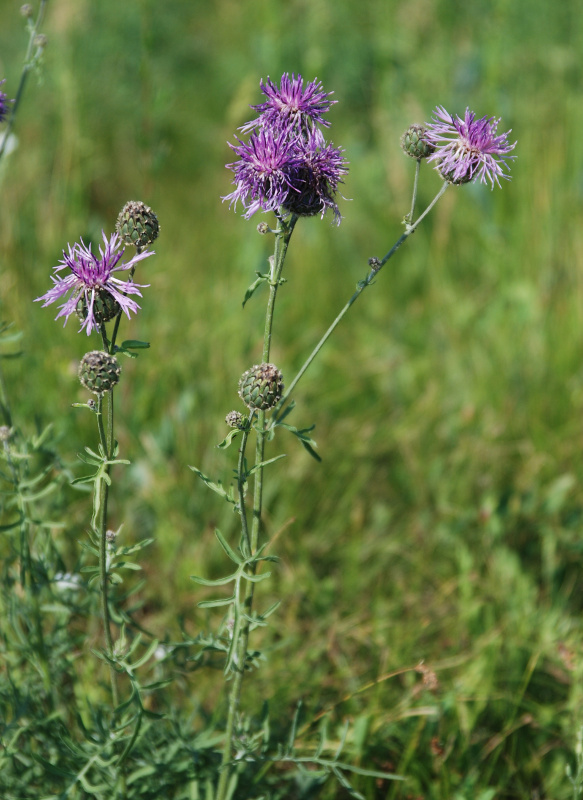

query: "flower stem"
xmin=0 ymin=0 xmax=48 ymax=164
xmin=95 ymin=390 xmax=120 ymax=709
xmin=216 ymin=213 xmax=297 ymax=800
xmin=274 ymin=182 xmax=448 ymax=416
xmin=406 ymin=159 xmax=421 ymax=224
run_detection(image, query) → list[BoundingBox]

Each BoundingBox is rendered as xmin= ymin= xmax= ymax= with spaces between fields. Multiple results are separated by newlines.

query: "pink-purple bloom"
xmin=36 ymin=232 xmax=153 ymax=335
xmin=225 ymin=125 xmax=304 ymax=218
xmin=425 ymin=106 xmax=516 ymax=189
xmin=240 ymin=73 xmax=336 ymax=137
xmin=0 ymin=79 xmax=12 ymax=123
xmin=224 ymin=73 xmax=347 ymax=224
xmin=282 ymin=128 xmax=347 ymax=223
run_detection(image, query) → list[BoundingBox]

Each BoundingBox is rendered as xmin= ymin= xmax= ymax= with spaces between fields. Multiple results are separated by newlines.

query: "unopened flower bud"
xmin=225 ymin=410 xmax=246 ymax=429
xmin=257 ymin=222 xmax=270 ymax=235
xmin=78 ymin=351 xmax=121 ymax=394
xmin=400 ymin=124 xmax=435 ymax=159
xmin=20 ymin=4 xmax=33 ymax=17
xmin=34 ymin=34 xmax=48 ymax=49
xmin=116 ymin=201 xmax=160 ymax=248
xmin=238 ymin=363 xmax=284 ymax=411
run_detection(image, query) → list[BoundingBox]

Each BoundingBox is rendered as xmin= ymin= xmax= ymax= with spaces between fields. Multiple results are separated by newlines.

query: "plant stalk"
xmin=216 ymin=214 xmax=297 ymax=800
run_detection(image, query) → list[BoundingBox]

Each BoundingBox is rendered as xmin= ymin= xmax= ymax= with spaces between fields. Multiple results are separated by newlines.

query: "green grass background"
xmin=1 ymin=0 xmax=583 ymax=796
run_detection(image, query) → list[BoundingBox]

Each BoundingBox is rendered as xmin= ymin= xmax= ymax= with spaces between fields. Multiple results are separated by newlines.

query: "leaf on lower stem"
xmin=188 ymin=466 xmax=236 ymax=504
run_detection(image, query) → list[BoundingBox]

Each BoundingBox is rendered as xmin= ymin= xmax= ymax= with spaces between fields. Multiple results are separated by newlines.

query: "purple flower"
xmin=223 ymin=125 xmax=304 ymax=218
xmin=283 ymin=128 xmax=348 ymax=224
xmin=224 ymin=74 xmax=348 ymax=223
xmin=425 ymin=106 xmax=516 ymax=188
xmin=36 ymin=232 xmax=153 ymax=335
xmin=240 ymin=73 xmax=335 ymax=137
xmin=0 ymin=79 xmax=12 ymax=123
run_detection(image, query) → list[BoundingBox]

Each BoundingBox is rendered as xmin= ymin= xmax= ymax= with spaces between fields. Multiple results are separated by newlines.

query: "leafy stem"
xmin=216 ymin=213 xmax=297 ymax=800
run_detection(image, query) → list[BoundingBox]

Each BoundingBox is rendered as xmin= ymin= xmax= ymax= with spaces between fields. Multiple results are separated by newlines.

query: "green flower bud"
xmin=238 ymin=363 xmax=284 ymax=411
xmin=400 ymin=124 xmax=435 ymax=159
xmin=116 ymin=200 xmax=160 ymax=248
xmin=78 ymin=351 xmax=121 ymax=394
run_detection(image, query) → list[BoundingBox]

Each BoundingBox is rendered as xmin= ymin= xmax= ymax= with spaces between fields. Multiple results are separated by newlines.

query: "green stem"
xmin=0 ymin=0 xmax=48 ymax=164
xmin=95 ymin=391 xmax=120 ymax=709
xmin=274 ymin=182 xmax=448 ymax=417
xmin=236 ymin=418 xmax=253 ymax=558
xmin=216 ymin=214 xmax=297 ymax=800
xmin=406 ymin=159 xmax=421 ymax=224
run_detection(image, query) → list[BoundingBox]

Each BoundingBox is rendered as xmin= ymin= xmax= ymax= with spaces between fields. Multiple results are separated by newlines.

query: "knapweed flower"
xmin=224 ymin=74 xmax=347 ymax=223
xmin=240 ymin=73 xmax=336 ymax=138
xmin=282 ymin=128 xmax=347 ymax=223
xmin=0 ymin=79 xmax=12 ymax=123
xmin=425 ymin=106 xmax=516 ymax=188
xmin=36 ymin=232 xmax=153 ymax=335
xmin=224 ymin=125 xmax=303 ymax=217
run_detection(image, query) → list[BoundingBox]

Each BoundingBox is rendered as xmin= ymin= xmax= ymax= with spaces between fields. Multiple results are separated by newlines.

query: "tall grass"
xmin=1 ymin=0 xmax=583 ymax=797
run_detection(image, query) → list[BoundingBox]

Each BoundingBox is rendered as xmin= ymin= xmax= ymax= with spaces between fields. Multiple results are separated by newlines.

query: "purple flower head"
xmin=225 ymin=75 xmax=347 ymax=223
xmin=282 ymin=128 xmax=348 ymax=225
xmin=425 ymin=106 xmax=516 ymax=189
xmin=0 ymin=79 xmax=13 ymax=123
xmin=223 ymin=124 xmax=304 ymax=218
xmin=240 ymin=73 xmax=335 ymax=137
xmin=35 ymin=232 xmax=153 ymax=335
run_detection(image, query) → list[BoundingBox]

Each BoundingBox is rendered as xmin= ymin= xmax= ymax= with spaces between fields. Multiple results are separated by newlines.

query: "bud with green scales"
xmin=79 ymin=351 xmax=121 ymax=394
xmin=116 ymin=201 xmax=160 ymax=248
xmin=76 ymin=288 xmax=121 ymax=325
xmin=400 ymin=124 xmax=435 ymax=159
xmin=238 ymin=363 xmax=284 ymax=411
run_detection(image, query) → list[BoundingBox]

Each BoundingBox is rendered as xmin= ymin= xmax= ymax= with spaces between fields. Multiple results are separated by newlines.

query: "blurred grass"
xmin=2 ymin=0 xmax=583 ymax=796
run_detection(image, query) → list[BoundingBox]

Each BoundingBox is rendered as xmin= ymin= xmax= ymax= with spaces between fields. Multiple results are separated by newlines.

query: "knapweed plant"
xmin=2 ymin=25 xmax=525 ymax=794
xmin=188 ymin=74 xmax=517 ymax=799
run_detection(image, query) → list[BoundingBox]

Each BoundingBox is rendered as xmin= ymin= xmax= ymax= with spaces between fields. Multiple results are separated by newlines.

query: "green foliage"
xmin=2 ymin=0 xmax=583 ymax=797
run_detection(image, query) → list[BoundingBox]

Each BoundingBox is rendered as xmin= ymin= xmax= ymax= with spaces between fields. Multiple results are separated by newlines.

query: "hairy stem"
xmin=216 ymin=214 xmax=297 ymax=800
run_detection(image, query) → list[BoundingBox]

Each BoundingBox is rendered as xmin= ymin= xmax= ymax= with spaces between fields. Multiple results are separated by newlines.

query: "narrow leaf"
xmin=242 ymin=272 xmax=268 ymax=308
xmin=217 ymin=429 xmax=241 ymax=449
xmin=198 ymin=596 xmax=235 ymax=608
xmin=247 ymin=453 xmax=286 ymax=476
xmin=189 ymin=466 xmax=235 ymax=504
xmin=191 ymin=570 xmax=238 ymax=586
xmin=215 ymin=529 xmax=242 ymax=564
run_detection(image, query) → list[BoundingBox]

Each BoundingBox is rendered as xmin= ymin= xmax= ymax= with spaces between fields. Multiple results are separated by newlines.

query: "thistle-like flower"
xmin=282 ymin=128 xmax=347 ymax=224
xmin=425 ymin=106 xmax=516 ymax=188
xmin=240 ymin=73 xmax=336 ymax=137
xmin=36 ymin=232 xmax=153 ymax=335
xmin=224 ymin=124 xmax=303 ymax=218
xmin=0 ymin=79 xmax=12 ymax=123
xmin=224 ymin=74 xmax=348 ymax=223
